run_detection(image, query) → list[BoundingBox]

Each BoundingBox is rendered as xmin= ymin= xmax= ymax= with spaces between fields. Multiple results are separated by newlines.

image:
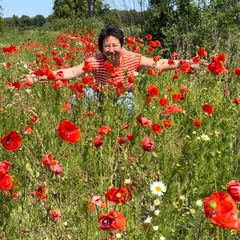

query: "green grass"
xmin=0 ymin=29 xmax=240 ymax=240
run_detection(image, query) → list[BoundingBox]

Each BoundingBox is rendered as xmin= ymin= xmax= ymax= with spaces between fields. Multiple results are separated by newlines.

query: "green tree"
xmin=53 ymin=0 xmax=87 ymax=18
xmin=32 ymin=15 xmax=47 ymax=27
xmin=19 ymin=15 xmax=32 ymax=29
xmin=144 ymin=0 xmax=240 ymax=58
xmin=53 ymin=0 xmax=104 ymax=18
xmin=0 ymin=0 xmax=3 ymax=16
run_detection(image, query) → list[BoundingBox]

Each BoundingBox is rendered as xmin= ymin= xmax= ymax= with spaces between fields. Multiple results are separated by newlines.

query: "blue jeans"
xmin=115 ymin=91 xmax=135 ymax=114
xmin=72 ymin=88 xmax=135 ymax=114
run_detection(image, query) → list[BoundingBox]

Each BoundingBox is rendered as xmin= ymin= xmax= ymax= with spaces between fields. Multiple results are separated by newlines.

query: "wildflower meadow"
xmin=0 ymin=28 xmax=240 ymax=240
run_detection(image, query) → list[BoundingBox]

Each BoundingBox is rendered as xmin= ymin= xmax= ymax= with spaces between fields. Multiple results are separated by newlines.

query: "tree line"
xmin=0 ymin=0 xmax=240 ymax=62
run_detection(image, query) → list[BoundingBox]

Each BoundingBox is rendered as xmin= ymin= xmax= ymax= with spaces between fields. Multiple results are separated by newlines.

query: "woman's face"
xmin=102 ymin=35 xmax=122 ymax=62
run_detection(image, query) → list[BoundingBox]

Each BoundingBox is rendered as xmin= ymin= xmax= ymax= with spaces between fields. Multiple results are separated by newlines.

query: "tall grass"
xmin=0 ymin=29 xmax=240 ymax=240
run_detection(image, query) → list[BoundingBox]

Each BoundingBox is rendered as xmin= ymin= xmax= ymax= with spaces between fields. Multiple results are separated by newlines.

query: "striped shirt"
xmin=88 ymin=48 xmax=142 ymax=90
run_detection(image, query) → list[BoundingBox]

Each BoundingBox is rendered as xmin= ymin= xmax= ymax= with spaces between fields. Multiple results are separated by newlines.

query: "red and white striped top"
xmin=88 ymin=48 xmax=142 ymax=90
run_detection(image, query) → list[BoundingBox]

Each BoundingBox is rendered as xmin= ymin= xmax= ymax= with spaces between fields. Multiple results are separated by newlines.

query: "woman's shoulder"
xmin=87 ymin=52 xmax=105 ymax=64
xmin=122 ymin=47 xmax=141 ymax=57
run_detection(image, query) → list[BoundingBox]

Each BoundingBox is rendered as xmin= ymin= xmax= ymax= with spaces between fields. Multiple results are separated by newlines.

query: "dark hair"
xmin=98 ymin=25 xmax=124 ymax=52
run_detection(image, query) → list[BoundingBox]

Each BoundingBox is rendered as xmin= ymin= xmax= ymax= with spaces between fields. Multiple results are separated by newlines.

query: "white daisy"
xmin=150 ymin=181 xmax=167 ymax=196
xmin=153 ymin=198 xmax=161 ymax=206
xmin=196 ymin=199 xmax=203 ymax=207
xmin=144 ymin=216 xmax=152 ymax=224
xmin=200 ymin=134 xmax=210 ymax=141
xmin=152 ymin=225 xmax=159 ymax=231
xmin=154 ymin=209 xmax=161 ymax=216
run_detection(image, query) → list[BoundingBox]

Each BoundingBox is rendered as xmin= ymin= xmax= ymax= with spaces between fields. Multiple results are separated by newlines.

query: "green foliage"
xmin=32 ymin=15 xmax=47 ymax=27
xmin=0 ymin=16 xmax=3 ymax=33
xmin=66 ymin=17 xmax=105 ymax=34
xmin=0 ymin=29 xmax=240 ymax=239
xmin=53 ymin=0 xmax=87 ymax=18
xmin=144 ymin=0 xmax=240 ymax=61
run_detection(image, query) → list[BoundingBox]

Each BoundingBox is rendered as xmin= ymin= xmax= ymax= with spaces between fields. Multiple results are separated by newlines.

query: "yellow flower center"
xmin=116 ymin=193 xmax=122 ymax=198
xmin=155 ymin=186 xmax=162 ymax=192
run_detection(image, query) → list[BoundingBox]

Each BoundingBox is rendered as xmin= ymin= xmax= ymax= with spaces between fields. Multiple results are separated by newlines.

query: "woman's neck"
xmin=111 ymin=54 xmax=121 ymax=68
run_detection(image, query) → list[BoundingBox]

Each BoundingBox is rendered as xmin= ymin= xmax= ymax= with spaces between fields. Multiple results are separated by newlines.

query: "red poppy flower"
xmin=122 ymin=124 xmax=130 ymax=129
xmin=24 ymin=78 xmax=33 ymax=88
xmin=172 ymin=73 xmax=178 ymax=80
xmin=149 ymin=41 xmax=156 ymax=48
xmin=147 ymin=84 xmax=160 ymax=98
xmin=162 ymin=119 xmax=173 ymax=127
xmin=136 ymin=116 xmax=152 ymax=128
xmin=127 ymin=75 xmax=135 ymax=84
xmin=180 ymin=85 xmax=190 ymax=93
xmin=50 ymin=164 xmax=62 ymax=175
xmin=1 ymin=131 xmax=22 ymax=151
xmin=192 ymin=56 xmax=202 ymax=63
xmin=49 ymin=209 xmax=61 ymax=222
xmin=82 ymin=76 xmax=94 ymax=84
xmin=193 ymin=118 xmax=201 ymax=127
xmin=69 ymin=82 xmax=84 ymax=93
xmin=118 ymin=137 xmax=127 ymax=145
xmin=217 ymin=53 xmax=227 ymax=62
xmin=173 ymin=72 xmax=179 ymax=80
xmin=154 ymin=40 xmax=161 ymax=47
xmin=0 ymin=174 xmax=12 ymax=190
xmin=147 ymin=45 xmax=155 ymax=53
xmin=147 ymin=68 xmax=156 ymax=76
xmin=42 ymin=153 xmax=54 ymax=166
xmin=104 ymin=61 xmax=116 ymax=75
xmin=202 ymin=103 xmax=214 ymax=115
xmin=224 ymin=89 xmax=230 ymax=95
xmin=82 ymin=60 xmax=91 ymax=72
xmin=227 ymin=180 xmax=240 ymax=203
xmin=208 ymin=58 xmax=228 ymax=75
xmin=31 ymin=114 xmax=39 ymax=123
xmin=63 ymin=103 xmax=71 ymax=110
xmin=2 ymin=44 xmax=18 ymax=54
xmin=23 ymin=125 xmax=32 ymax=135
xmin=145 ymin=34 xmax=152 ymax=41
xmin=153 ymin=55 xmax=160 ymax=62
xmin=145 ymin=97 xmax=152 ymax=104
xmin=105 ymin=186 xmax=131 ymax=204
xmin=166 ymin=86 xmax=172 ymax=92
xmin=151 ymin=123 xmax=163 ymax=134
xmin=94 ymin=136 xmax=103 ymax=147
xmin=5 ymin=62 xmax=11 ymax=68
xmin=0 ymin=161 xmax=10 ymax=179
xmin=197 ymin=48 xmax=208 ymax=57
xmin=126 ymin=36 xmax=135 ymax=45
xmin=52 ymin=80 xmax=64 ymax=90
xmin=234 ymin=68 xmax=240 ymax=76
xmin=181 ymin=62 xmax=191 ymax=73
xmin=234 ymin=97 xmax=240 ymax=105
xmin=172 ymin=93 xmax=185 ymax=101
xmin=125 ymin=133 xmax=133 ymax=141
xmin=168 ymin=59 xmax=175 ymax=65
xmin=159 ymin=97 xmax=169 ymax=107
xmin=165 ymin=104 xmax=182 ymax=115
xmin=142 ymin=137 xmax=156 ymax=152
xmin=204 ymin=191 xmax=240 ymax=230
xmin=98 ymin=126 xmax=111 ymax=136
xmin=56 ymin=120 xmax=81 ymax=143
xmin=171 ymin=52 xmax=179 ymax=58
xmin=12 ymin=81 xmax=22 ymax=90
xmin=98 ymin=210 xmax=126 ymax=231
xmin=32 ymin=185 xmax=47 ymax=201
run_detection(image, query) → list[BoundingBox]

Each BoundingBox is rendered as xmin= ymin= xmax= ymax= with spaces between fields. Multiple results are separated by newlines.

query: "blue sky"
xmin=1 ymin=0 xmax=54 ymax=17
xmin=1 ymin=0 xmax=148 ymax=18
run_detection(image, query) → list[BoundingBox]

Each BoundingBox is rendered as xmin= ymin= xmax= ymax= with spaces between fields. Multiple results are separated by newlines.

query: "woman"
xmin=25 ymin=26 xmax=200 ymax=112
